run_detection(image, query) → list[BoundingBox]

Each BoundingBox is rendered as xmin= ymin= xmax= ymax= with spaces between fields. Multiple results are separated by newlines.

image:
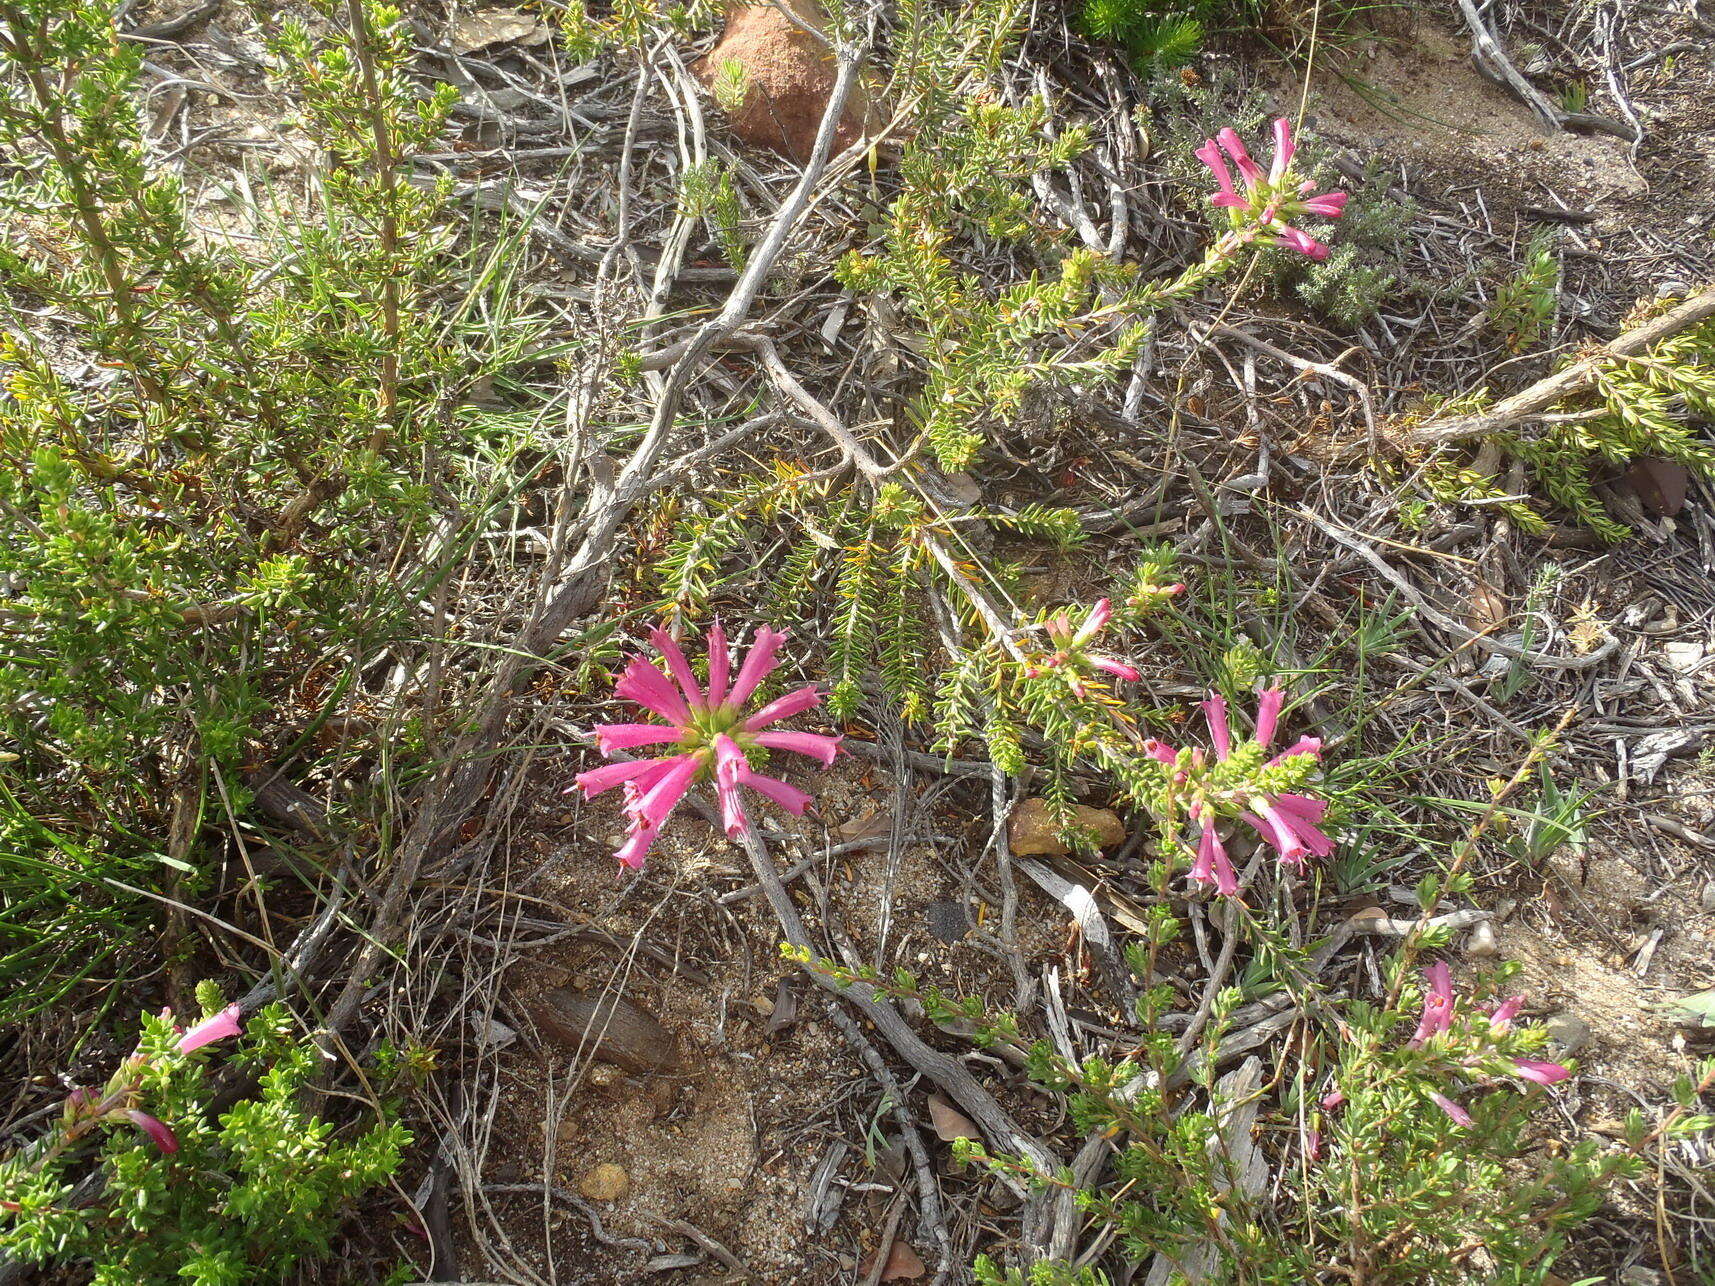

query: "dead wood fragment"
xmin=1394 ymin=286 xmax=1715 ymax=449
xmin=1453 ymin=0 xmax=1636 ymax=140
xmin=529 ymin=988 xmax=682 ymax=1074
xmin=735 ymin=818 xmax=1064 ymax=1256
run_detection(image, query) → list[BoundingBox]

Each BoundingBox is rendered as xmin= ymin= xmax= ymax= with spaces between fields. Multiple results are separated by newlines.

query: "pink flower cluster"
xmin=64 ymin=1004 xmax=243 ymax=1155
xmin=574 ymin=625 xmax=841 ymax=869
xmin=1195 ymin=118 xmax=1347 ymax=260
xmin=1026 ymin=599 xmax=1146 ymax=697
xmin=1408 ymin=963 xmax=1570 ymax=1125
xmin=1144 ymin=686 xmax=1330 ymax=896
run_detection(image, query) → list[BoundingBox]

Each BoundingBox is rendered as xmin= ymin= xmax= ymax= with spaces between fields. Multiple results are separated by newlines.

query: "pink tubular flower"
xmin=1511 ymin=1058 xmax=1571 ymax=1087
xmin=1194 ymin=118 xmax=1346 ymax=261
xmin=1428 ymin=1091 xmax=1474 ymax=1128
xmin=177 ymin=1005 xmax=242 ymax=1054
xmin=1408 ymin=963 xmax=1456 ymax=1047
xmin=1155 ymin=685 xmax=1331 ymax=896
xmin=1189 ymin=807 xmax=1238 ymax=896
xmin=1268 ymin=117 xmax=1295 ymax=183
xmin=1035 ymin=599 xmax=1141 ymax=695
xmin=1488 ymin=995 xmax=1525 ymax=1034
xmin=126 ymin=1109 xmax=179 ymax=1154
xmin=574 ymin=624 xmax=841 ymax=870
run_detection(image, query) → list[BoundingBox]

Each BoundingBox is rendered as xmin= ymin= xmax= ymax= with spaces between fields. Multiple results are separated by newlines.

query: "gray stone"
xmin=1543 ymin=1011 xmax=1591 ymax=1056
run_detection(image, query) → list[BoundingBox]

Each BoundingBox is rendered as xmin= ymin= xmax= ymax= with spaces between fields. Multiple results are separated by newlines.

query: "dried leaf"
xmin=858 ymin=1239 xmax=927 ymax=1281
xmin=880 ymin=1242 xmax=926 ymax=1281
xmin=1669 ymin=988 xmax=1715 ymax=1028
xmin=836 ymin=806 xmax=890 ymax=840
xmin=1626 ymin=458 xmax=1689 ymax=517
xmin=1466 ymin=577 xmax=1508 ymax=630
xmin=925 ymin=1093 xmax=977 ymax=1142
xmin=766 ymin=977 xmax=798 ymax=1035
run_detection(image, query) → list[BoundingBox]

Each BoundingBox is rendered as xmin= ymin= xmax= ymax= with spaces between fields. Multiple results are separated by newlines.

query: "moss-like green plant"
xmin=0 ymin=991 xmax=407 ymax=1284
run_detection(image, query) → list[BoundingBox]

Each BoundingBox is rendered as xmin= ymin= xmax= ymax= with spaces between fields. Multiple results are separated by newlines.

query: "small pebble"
xmin=1543 ymin=1012 xmax=1591 ymax=1057
xmin=579 ymin=1163 xmax=631 ymax=1202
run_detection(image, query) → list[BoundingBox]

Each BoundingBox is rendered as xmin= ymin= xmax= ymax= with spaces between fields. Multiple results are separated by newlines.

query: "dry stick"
xmin=735 ymin=819 xmax=1063 ymax=1255
xmin=1453 ymin=0 xmax=1635 ymax=140
xmin=1394 ymin=285 xmax=1715 ymax=449
xmin=316 ymin=50 xmax=865 ymax=1038
xmin=528 ymin=51 xmax=865 ymax=639
xmin=824 ymin=1008 xmax=955 ymax=1284
xmin=744 ymin=336 xmax=1035 ymax=665
xmin=1301 ymin=508 xmax=1621 ymax=672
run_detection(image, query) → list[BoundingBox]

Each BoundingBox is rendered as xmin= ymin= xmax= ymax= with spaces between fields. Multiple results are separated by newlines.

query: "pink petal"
xmin=1269 ymin=117 xmax=1295 ymax=184
xmin=1489 ymin=995 xmax=1525 ymax=1033
xmin=1217 ymin=127 xmax=1265 ymax=188
xmin=1201 ymin=693 xmax=1231 ymax=760
xmin=1073 ymin=598 xmax=1112 ymax=645
xmin=1426 ymin=962 xmax=1454 ymax=1004
xmin=1512 ymin=1058 xmax=1570 ymax=1087
xmin=1408 ymin=964 xmax=1456 ymax=1047
xmin=1250 ymin=798 xmax=1307 ymax=866
xmin=1305 ymin=1128 xmax=1322 ymax=1161
xmin=1254 ymin=687 xmax=1285 ymax=749
xmin=706 ymin=620 xmax=731 ymax=708
xmin=126 ymin=1109 xmax=179 ymax=1153
xmin=1190 ymin=819 xmax=1217 ymax=886
xmin=1269 ymin=794 xmax=1334 ymax=858
xmin=620 ymin=759 xmax=679 ymax=808
xmin=736 ymin=769 xmax=812 ymax=815
xmin=1212 ymin=192 xmax=1250 ymax=209
xmin=1267 ymin=736 xmax=1322 ymax=765
xmin=1092 ymin=657 xmax=1140 ymax=682
xmin=713 ymin=735 xmax=750 ymax=839
xmin=1272 ymin=793 xmax=1327 ymax=826
xmin=1142 ymin=739 xmax=1179 ymax=766
xmin=1300 ymin=191 xmax=1348 ymax=218
xmin=742 ymin=684 xmax=822 ymax=732
xmin=613 ymin=821 xmax=660 ymax=870
xmin=649 ymin=628 xmax=706 ymax=710
xmin=1189 ymin=811 xmax=1238 ymax=896
xmin=594 ymin=723 xmax=685 ymax=755
xmin=752 ymin=729 xmax=841 ymax=767
xmin=1272 ymin=226 xmax=1329 ymax=260
xmin=615 ymin=657 xmax=692 ymax=724
xmin=1320 ymin=1089 xmax=1345 ymax=1111
xmin=1195 ymin=139 xmax=1236 ymax=200
xmin=177 ymin=1005 xmax=242 ymax=1054
xmin=1428 ymin=1092 xmax=1473 ymax=1128
xmin=628 ymin=754 xmax=701 ymax=829
xmin=728 ymin=626 xmax=788 ymax=707
xmin=574 ymin=756 xmax=677 ymax=799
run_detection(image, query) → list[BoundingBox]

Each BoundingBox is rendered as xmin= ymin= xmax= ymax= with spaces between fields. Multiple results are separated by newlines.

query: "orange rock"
xmin=1008 ymin=797 xmax=1127 ymax=857
xmin=693 ymin=0 xmax=873 ymax=162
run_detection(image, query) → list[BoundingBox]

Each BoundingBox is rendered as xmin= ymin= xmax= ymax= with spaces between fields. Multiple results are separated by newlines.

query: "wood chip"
xmin=530 ymin=988 xmax=681 ymax=1073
